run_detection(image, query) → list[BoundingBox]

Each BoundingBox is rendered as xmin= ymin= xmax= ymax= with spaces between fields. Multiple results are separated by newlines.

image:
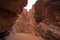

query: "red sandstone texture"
xmin=0 ymin=0 xmax=27 ymax=14
xmin=13 ymin=5 xmax=35 ymax=34
xmin=12 ymin=0 xmax=60 ymax=40
xmin=0 ymin=0 xmax=28 ymax=39
xmin=0 ymin=0 xmax=60 ymax=40
xmin=34 ymin=0 xmax=60 ymax=40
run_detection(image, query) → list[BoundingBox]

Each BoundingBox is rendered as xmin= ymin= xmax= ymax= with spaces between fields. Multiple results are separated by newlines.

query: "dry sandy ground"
xmin=5 ymin=33 xmax=44 ymax=40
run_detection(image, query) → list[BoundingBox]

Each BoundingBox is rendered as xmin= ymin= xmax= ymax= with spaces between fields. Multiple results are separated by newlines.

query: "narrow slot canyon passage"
xmin=0 ymin=0 xmax=60 ymax=40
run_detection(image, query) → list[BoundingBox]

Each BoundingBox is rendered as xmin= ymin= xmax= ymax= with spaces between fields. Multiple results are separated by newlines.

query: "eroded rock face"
xmin=0 ymin=0 xmax=27 ymax=39
xmin=34 ymin=0 xmax=60 ymax=40
xmin=13 ymin=8 xmax=35 ymax=34
xmin=35 ymin=0 xmax=60 ymax=24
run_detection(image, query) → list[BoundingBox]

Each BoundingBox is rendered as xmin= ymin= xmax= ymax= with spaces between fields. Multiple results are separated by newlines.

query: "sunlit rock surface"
xmin=13 ymin=6 xmax=35 ymax=34
xmin=5 ymin=33 xmax=44 ymax=40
